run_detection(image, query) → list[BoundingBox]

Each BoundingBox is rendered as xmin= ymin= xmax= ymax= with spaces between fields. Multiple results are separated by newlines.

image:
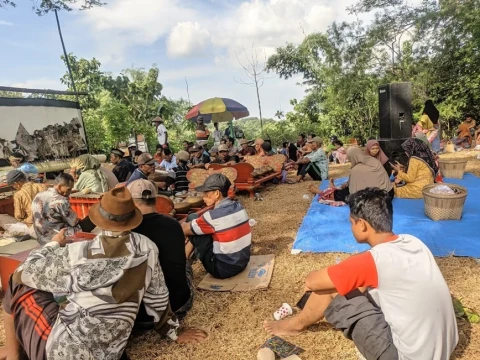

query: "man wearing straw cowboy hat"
xmin=1 ymin=187 xmax=206 ymax=360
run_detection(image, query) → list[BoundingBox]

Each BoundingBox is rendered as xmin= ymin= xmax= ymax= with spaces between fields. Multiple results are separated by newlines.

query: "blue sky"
xmin=0 ymin=0 xmax=364 ymax=118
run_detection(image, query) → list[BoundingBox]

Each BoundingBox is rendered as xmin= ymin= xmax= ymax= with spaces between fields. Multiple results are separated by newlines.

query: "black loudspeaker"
xmin=377 ymin=138 xmax=408 ymax=159
xmin=378 ymin=82 xmax=412 ymax=139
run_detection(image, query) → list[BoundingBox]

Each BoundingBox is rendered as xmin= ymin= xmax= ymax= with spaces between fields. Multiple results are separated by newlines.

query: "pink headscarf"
xmin=365 ymin=140 xmax=389 ymax=165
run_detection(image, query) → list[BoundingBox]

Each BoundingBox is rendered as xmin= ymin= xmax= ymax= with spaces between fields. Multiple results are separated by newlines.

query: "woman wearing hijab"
xmin=309 ymin=147 xmax=392 ymax=203
xmin=413 ymin=100 xmax=440 ymax=152
xmin=70 ymin=154 xmax=109 ymax=193
xmin=365 ymin=140 xmax=389 ymax=165
xmin=390 ymin=138 xmax=437 ymax=199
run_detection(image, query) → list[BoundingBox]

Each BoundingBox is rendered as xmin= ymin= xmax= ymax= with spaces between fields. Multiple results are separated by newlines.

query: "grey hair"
xmin=55 ymin=173 xmax=74 ymax=186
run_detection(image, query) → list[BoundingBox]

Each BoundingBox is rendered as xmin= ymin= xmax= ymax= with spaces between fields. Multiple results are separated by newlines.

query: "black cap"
xmin=6 ymin=170 xmax=26 ymax=185
xmin=195 ymin=173 xmax=231 ymax=193
xmin=110 ymin=148 xmax=125 ymax=157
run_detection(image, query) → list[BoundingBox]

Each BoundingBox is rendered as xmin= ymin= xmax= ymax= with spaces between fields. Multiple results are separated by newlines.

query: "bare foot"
xmin=329 ymin=178 xmax=335 ymax=188
xmin=263 ymin=318 xmax=304 ymax=337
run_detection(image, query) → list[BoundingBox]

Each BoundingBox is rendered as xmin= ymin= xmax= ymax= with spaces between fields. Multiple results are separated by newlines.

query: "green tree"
xmin=60 ymin=54 xmax=193 ymax=153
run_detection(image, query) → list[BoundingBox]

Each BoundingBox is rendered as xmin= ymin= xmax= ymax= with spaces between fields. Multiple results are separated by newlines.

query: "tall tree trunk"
xmin=255 ymin=74 xmax=263 ymax=136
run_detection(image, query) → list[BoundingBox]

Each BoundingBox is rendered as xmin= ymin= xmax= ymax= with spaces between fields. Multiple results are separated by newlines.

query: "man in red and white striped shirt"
xmin=182 ymin=174 xmax=251 ymax=279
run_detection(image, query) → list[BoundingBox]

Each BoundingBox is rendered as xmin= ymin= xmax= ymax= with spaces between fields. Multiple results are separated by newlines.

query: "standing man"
xmin=110 ymin=148 xmax=136 ymax=183
xmin=213 ymin=122 xmax=222 ymax=146
xmin=296 ymin=136 xmax=329 ymax=182
xmin=31 ymin=173 xmax=81 ymax=245
xmin=153 ymin=116 xmax=168 ymax=148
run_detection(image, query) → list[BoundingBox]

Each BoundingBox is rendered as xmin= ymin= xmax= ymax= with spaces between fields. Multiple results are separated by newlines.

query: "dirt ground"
xmin=1 ymin=151 xmax=479 ymax=359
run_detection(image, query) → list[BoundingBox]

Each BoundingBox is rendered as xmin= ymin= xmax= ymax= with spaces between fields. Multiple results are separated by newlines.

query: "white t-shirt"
xmin=159 ymin=156 xmax=177 ymax=171
xmin=328 ymin=234 xmax=458 ymax=360
xmin=213 ymin=129 xmax=222 ymax=144
xmin=157 ymin=124 xmax=167 ymax=145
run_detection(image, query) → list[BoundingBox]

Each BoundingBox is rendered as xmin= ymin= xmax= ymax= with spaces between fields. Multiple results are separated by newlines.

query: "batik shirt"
xmin=32 ymin=188 xmax=81 ymax=245
xmin=13 ymin=232 xmax=179 ymax=360
xmin=306 ymin=148 xmax=329 ymax=180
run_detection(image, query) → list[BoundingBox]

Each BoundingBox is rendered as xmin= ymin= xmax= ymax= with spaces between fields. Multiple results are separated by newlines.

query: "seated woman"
xmin=70 ymin=154 xmax=109 ymax=193
xmin=309 ymin=147 xmax=392 ymax=204
xmin=390 ymin=138 xmax=437 ymax=199
xmin=412 ymin=100 xmax=440 ymax=152
xmin=332 ymin=140 xmax=348 ymax=164
xmin=365 ymin=140 xmax=388 ymax=166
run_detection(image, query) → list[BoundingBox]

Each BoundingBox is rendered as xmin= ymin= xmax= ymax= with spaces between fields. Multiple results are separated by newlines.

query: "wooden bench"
xmin=209 ymin=154 xmax=286 ymax=197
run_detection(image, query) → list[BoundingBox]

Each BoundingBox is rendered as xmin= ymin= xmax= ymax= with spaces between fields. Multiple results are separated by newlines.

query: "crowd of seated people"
xmin=0 ymin=111 xmax=465 ymax=359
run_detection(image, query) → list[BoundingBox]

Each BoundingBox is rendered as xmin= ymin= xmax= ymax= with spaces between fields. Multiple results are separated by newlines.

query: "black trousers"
xmin=334 ymin=187 xmax=395 ymax=203
xmin=297 ymin=163 xmax=323 ymax=181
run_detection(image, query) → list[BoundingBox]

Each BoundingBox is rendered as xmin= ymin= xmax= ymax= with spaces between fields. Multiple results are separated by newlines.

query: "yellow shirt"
xmin=13 ymin=182 xmax=46 ymax=225
xmin=394 ymin=158 xmax=434 ymax=199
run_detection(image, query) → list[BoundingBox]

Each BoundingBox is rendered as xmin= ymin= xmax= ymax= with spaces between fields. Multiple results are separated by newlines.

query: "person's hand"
xmin=176 ymin=328 xmax=208 ymax=344
xmin=394 ymin=177 xmax=402 ymax=184
xmin=389 ymin=161 xmax=402 ymax=173
xmin=52 ymin=229 xmax=70 ymax=247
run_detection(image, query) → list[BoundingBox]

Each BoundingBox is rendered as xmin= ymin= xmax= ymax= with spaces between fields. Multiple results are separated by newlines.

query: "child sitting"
xmin=264 ymin=188 xmax=458 ymax=360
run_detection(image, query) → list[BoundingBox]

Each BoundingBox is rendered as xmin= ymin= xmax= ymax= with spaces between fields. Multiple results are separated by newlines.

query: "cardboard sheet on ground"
xmin=197 ymin=254 xmax=274 ymax=292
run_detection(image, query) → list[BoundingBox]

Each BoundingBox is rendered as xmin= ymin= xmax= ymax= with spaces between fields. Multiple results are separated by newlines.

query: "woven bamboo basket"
xmin=438 ymin=158 xmax=468 ymax=179
xmin=422 ymin=183 xmax=468 ymax=221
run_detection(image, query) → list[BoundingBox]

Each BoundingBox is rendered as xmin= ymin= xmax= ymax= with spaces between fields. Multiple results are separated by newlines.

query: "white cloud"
xmin=74 ymin=0 xmax=361 ymax=116
xmin=0 ymin=20 xmax=14 ymax=26
xmin=7 ymin=78 xmax=65 ymax=90
xmin=81 ymin=0 xmax=198 ymax=64
xmin=167 ymin=22 xmax=211 ymax=58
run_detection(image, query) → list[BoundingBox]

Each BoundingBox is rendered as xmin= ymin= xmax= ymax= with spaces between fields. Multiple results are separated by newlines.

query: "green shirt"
xmin=306 ymin=148 xmax=329 ymax=180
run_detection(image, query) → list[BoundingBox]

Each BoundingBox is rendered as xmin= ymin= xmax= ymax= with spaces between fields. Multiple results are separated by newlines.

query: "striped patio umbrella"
xmin=185 ymin=97 xmax=249 ymax=124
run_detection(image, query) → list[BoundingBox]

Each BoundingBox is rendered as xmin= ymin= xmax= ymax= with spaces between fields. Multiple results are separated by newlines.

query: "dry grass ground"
xmin=1 ymin=152 xmax=479 ymax=359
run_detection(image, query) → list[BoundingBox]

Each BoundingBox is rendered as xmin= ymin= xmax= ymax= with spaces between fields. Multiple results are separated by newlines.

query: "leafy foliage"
xmin=267 ymin=0 xmax=480 ymax=142
xmin=59 ymin=54 xmax=192 ymax=153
